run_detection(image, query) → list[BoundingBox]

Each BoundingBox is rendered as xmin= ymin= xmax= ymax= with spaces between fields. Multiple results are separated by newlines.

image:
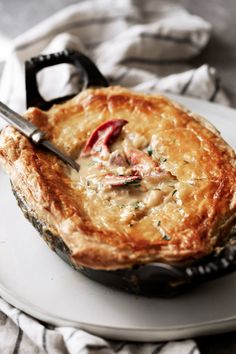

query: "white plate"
xmin=0 ymin=94 xmax=236 ymax=342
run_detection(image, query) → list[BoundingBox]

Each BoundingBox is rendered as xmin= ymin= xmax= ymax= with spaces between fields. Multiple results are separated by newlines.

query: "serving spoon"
xmin=0 ymin=101 xmax=80 ymax=171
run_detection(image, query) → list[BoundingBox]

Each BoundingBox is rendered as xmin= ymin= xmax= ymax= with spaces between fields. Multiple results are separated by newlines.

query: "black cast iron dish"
xmin=15 ymin=50 xmax=236 ymax=297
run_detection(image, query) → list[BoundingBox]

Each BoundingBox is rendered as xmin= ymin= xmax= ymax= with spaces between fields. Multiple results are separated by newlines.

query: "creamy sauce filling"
xmin=69 ymin=132 xmax=178 ymax=229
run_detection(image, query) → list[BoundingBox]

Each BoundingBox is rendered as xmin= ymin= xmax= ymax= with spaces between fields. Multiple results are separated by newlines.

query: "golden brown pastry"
xmin=0 ymin=86 xmax=235 ymax=270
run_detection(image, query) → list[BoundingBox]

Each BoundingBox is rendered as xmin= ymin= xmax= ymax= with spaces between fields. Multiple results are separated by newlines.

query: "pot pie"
xmin=0 ymin=86 xmax=235 ymax=271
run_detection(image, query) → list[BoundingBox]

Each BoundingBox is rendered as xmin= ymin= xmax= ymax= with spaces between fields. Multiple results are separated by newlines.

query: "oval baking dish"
xmin=0 ymin=50 xmax=236 ymax=297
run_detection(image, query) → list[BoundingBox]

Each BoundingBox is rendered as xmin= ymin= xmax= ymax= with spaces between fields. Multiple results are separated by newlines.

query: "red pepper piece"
xmin=81 ymin=119 xmax=128 ymax=157
xmin=103 ymin=174 xmax=141 ymax=186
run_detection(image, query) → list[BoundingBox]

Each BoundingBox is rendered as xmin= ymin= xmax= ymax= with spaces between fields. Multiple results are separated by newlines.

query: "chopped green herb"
xmin=88 ymin=160 xmax=97 ymax=167
xmin=172 ymin=189 xmax=177 ymax=196
xmin=119 ymin=204 xmax=126 ymax=209
xmin=133 ymin=201 xmax=141 ymax=210
xmin=124 ymin=179 xmax=142 ymax=186
xmin=163 ymin=234 xmax=171 ymax=241
xmin=160 ymin=157 xmax=167 ymax=163
xmin=157 ymin=220 xmax=161 ymax=226
xmin=147 ymin=146 xmax=153 ymax=156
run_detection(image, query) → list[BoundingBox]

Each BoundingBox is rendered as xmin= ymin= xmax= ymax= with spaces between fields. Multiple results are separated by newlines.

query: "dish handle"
xmin=139 ymin=241 xmax=236 ymax=296
xmin=184 ymin=242 xmax=236 ymax=284
xmin=25 ymin=49 xmax=108 ymax=110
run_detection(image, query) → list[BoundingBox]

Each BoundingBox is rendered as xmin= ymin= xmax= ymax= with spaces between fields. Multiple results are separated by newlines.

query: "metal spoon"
xmin=0 ymin=101 xmax=80 ymax=171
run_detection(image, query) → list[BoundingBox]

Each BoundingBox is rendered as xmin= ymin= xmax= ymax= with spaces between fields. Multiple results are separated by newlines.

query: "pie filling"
xmin=70 ymin=119 xmax=178 ymax=236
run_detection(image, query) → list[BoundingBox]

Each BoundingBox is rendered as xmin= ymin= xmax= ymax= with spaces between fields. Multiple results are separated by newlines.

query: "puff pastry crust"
xmin=0 ymin=87 xmax=236 ymax=270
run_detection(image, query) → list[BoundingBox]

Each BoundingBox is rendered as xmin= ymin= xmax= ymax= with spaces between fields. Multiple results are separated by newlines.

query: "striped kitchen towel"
xmin=0 ymin=297 xmax=200 ymax=354
xmin=0 ymin=0 xmax=229 ymax=353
